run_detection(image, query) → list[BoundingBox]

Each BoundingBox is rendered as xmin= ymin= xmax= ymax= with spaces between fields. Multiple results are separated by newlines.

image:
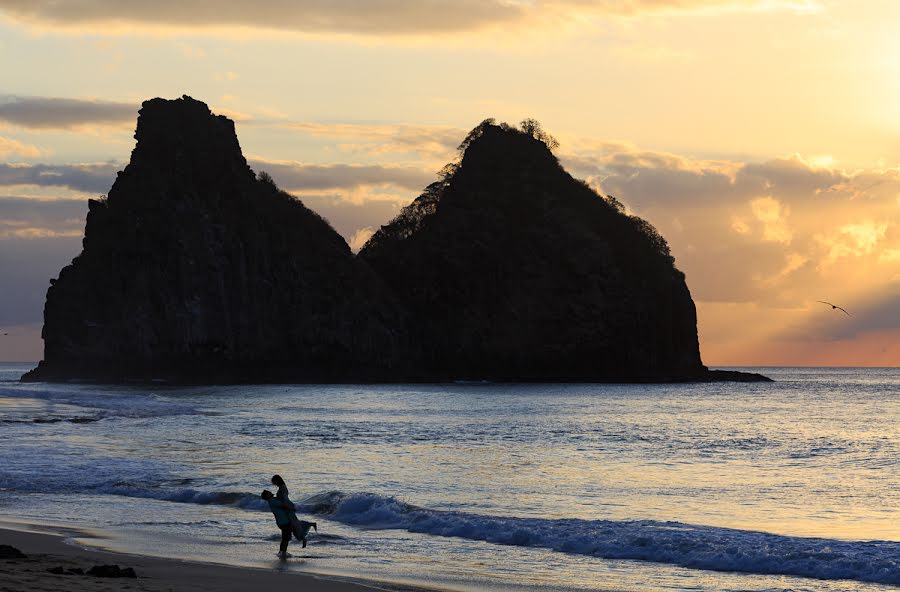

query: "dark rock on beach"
xmin=87 ymin=564 xmax=137 ymax=578
xmin=0 ymin=545 xmax=27 ymax=559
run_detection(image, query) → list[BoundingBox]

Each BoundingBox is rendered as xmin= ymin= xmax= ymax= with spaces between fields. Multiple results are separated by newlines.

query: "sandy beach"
xmin=0 ymin=523 xmax=418 ymax=592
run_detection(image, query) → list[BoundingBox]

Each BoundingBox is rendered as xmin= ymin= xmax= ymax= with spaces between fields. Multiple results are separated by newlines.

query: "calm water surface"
xmin=0 ymin=364 xmax=898 ymax=591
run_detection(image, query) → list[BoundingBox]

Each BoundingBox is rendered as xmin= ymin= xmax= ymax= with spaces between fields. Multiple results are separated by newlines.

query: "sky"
xmin=0 ymin=0 xmax=898 ymax=366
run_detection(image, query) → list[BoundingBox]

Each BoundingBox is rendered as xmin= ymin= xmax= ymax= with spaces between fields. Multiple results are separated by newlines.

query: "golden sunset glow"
xmin=0 ymin=0 xmax=898 ymax=366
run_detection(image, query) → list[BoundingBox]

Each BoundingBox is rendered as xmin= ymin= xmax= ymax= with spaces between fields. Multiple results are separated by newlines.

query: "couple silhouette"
xmin=261 ymin=474 xmax=317 ymax=558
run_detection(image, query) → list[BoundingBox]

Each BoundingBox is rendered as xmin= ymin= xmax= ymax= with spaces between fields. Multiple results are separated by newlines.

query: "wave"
xmin=1 ymin=416 xmax=102 ymax=424
xmin=122 ymin=487 xmax=900 ymax=585
xmin=0 ymin=385 xmax=199 ymax=421
xmin=4 ymin=476 xmax=899 ymax=585
xmin=301 ymin=491 xmax=900 ymax=586
xmin=152 ymin=488 xmax=268 ymax=510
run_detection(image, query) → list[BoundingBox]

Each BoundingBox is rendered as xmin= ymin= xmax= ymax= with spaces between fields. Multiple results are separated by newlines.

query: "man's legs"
xmin=279 ymin=524 xmax=292 ymax=555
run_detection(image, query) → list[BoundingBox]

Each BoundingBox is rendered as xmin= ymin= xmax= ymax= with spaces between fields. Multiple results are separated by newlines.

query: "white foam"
xmin=0 ymin=384 xmax=199 ymax=421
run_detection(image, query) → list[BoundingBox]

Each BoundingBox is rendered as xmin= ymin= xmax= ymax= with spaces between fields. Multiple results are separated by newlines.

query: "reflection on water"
xmin=0 ymin=363 xmax=898 ymax=591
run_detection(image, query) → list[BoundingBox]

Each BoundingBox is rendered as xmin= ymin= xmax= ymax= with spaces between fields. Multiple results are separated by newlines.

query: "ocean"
xmin=0 ymin=364 xmax=898 ymax=591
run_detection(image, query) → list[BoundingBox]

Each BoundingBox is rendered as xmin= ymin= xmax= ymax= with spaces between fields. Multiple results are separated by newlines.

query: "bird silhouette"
xmin=817 ymin=301 xmax=850 ymax=316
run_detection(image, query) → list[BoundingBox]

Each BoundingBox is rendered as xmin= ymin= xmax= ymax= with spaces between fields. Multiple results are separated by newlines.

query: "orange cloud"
xmin=561 ymin=141 xmax=899 ymax=365
xmin=750 ymin=196 xmax=792 ymax=244
xmin=348 ymin=227 xmax=376 ymax=253
xmin=0 ymin=135 xmax=41 ymax=158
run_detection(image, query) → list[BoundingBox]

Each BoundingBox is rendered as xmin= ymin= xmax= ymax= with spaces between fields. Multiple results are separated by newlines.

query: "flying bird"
xmin=817 ymin=301 xmax=850 ymax=316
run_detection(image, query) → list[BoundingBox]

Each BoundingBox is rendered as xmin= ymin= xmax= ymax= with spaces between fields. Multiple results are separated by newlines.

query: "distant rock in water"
xmin=24 ymin=102 xmax=768 ymax=383
xmin=361 ymin=120 xmax=767 ymax=382
xmin=24 ymin=96 xmax=402 ymax=383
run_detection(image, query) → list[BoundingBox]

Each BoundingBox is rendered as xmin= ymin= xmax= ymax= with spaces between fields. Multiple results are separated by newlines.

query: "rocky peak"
xmin=360 ymin=119 xmax=705 ymax=381
xmin=130 ymin=96 xmax=249 ymax=179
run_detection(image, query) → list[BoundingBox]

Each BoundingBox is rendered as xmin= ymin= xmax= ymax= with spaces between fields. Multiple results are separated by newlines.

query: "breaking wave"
xmin=301 ymin=491 xmax=900 ymax=586
xmin=3 ymin=468 xmax=899 ymax=585
xmin=81 ymin=487 xmax=900 ymax=585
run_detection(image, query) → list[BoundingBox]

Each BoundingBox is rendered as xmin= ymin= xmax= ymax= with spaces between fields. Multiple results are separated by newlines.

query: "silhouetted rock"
xmin=361 ymin=120 xmax=763 ymax=382
xmin=23 ymin=96 xmax=402 ymax=383
xmin=23 ymin=102 xmax=767 ymax=383
xmin=704 ymin=369 xmax=772 ymax=382
xmin=0 ymin=545 xmax=26 ymax=559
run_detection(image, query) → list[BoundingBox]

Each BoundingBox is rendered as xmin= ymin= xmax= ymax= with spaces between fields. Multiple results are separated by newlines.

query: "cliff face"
xmin=24 ymin=96 xmax=402 ymax=382
xmin=360 ymin=122 xmax=706 ymax=381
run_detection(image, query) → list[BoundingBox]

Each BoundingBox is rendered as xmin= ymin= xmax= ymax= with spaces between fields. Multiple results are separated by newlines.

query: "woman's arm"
xmin=276 ymin=486 xmax=296 ymax=510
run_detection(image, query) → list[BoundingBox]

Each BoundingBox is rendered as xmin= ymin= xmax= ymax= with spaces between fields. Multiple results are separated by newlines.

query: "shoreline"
xmin=0 ymin=521 xmax=441 ymax=592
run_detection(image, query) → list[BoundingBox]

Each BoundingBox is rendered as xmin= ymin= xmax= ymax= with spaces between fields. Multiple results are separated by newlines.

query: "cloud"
xmin=0 ymin=96 xmax=137 ymax=130
xmin=562 ymin=148 xmax=745 ymax=206
xmin=0 ymin=0 xmax=821 ymax=37
xmin=750 ymin=196 xmax=792 ymax=244
xmin=0 ymin=135 xmax=41 ymax=158
xmin=0 ymin=162 xmax=120 ymax=193
xmin=564 ymin=145 xmax=900 ymax=212
xmin=737 ymin=155 xmax=846 ymax=201
xmin=560 ymin=142 xmax=900 ymax=321
xmin=249 ymin=159 xmax=433 ymax=195
xmin=0 ymin=196 xmax=87 ymax=238
xmin=0 ymin=157 xmax=433 ymax=200
xmin=293 ymin=193 xmax=403 ymax=242
xmin=274 ymin=121 xmax=462 ymax=161
xmin=817 ymin=220 xmax=890 ymax=267
xmin=564 ymin=0 xmax=822 ymax=17
xmin=348 ymin=226 xmax=376 ymax=253
xmin=0 ymin=0 xmax=523 ymax=35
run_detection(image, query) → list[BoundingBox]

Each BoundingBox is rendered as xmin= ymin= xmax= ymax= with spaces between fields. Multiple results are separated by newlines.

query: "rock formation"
xmin=24 ymin=102 xmax=768 ymax=383
xmin=360 ymin=120 xmax=750 ymax=381
xmin=23 ymin=96 xmax=403 ymax=382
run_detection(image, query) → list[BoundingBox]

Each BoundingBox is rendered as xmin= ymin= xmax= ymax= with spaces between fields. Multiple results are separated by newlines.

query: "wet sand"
xmin=0 ymin=523 xmax=431 ymax=592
